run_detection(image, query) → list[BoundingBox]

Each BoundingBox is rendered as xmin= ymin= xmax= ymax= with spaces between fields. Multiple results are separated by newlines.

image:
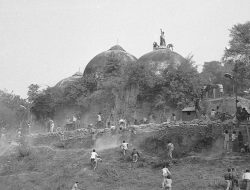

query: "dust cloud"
xmin=93 ymin=134 xmax=122 ymax=151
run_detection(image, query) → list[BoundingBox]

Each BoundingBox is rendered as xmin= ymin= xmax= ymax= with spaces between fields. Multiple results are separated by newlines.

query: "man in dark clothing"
xmin=231 ymin=168 xmax=239 ymax=189
xmin=238 ymin=131 xmax=244 ymax=152
xmin=242 ymin=108 xmax=249 ymax=121
xmin=131 ymin=148 xmax=140 ymax=163
xmin=224 ymin=168 xmax=232 ymax=190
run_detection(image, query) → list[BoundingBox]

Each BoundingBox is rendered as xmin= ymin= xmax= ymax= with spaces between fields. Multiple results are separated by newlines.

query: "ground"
xmin=0 ymin=137 xmax=249 ymax=190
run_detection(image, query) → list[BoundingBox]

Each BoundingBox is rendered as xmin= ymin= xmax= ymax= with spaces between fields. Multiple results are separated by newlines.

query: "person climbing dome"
xmin=131 ymin=148 xmax=140 ymax=163
xmin=162 ymin=164 xmax=171 ymax=189
xmin=71 ymin=182 xmax=79 ymax=190
xmin=121 ymin=140 xmax=129 ymax=156
xmin=167 ymin=140 xmax=174 ymax=160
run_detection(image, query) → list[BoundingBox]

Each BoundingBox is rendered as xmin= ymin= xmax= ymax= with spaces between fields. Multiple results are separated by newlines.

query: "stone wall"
xmin=28 ymin=120 xmax=250 ymax=157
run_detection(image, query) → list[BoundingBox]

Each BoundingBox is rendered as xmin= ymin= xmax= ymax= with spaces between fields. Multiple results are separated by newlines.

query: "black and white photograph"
xmin=0 ymin=0 xmax=250 ymax=189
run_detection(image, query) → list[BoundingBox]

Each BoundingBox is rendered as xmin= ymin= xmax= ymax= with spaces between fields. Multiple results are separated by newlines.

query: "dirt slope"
xmin=0 ymin=138 xmax=250 ymax=190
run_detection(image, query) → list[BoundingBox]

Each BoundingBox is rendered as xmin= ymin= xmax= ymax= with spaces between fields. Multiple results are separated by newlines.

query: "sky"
xmin=0 ymin=0 xmax=250 ymax=98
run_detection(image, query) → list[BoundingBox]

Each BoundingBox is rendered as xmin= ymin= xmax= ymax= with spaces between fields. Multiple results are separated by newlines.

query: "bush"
xmin=16 ymin=144 xmax=31 ymax=160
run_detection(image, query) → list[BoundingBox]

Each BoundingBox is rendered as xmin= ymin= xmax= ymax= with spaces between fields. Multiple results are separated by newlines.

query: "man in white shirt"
xmin=242 ymin=169 xmax=250 ymax=190
xmin=97 ymin=113 xmax=102 ymax=122
xmin=164 ymin=175 xmax=172 ymax=190
xmin=211 ymin=109 xmax=216 ymax=118
xmin=49 ymin=119 xmax=54 ymax=133
xmin=121 ymin=140 xmax=129 ymax=156
xmin=90 ymin=149 xmax=99 ymax=170
xmin=162 ymin=165 xmax=171 ymax=189
xmin=167 ymin=141 xmax=174 ymax=160
xmin=71 ymin=182 xmax=79 ymax=190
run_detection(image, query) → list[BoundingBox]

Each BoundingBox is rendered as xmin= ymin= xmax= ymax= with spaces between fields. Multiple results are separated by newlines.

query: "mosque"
xmin=54 ymin=31 xmax=186 ymax=125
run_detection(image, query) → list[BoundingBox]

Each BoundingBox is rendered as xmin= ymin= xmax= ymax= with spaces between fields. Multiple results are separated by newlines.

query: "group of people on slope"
xmin=223 ymin=130 xmax=249 ymax=153
xmin=224 ymin=168 xmax=250 ymax=190
xmin=236 ymin=106 xmax=250 ymax=122
xmin=120 ymin=140 xmax=140 ymax=163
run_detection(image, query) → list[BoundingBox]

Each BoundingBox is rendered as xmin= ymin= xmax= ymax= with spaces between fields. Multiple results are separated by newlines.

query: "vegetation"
xmin=0 ymin=90 xmax=29 ymax=130
xmin=223 ymin=21 xmax=250 ymax=93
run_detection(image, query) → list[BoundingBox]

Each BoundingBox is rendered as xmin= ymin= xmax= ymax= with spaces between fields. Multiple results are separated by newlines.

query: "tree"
xmin=223 ymin=21 xmax=250 ymax=93
xmin=27 ymin=84 xmax=40 ymax=103
xmin=201 ymin=61 xmax=224 ymax=84
xmin=224 ymin=21 xmax=250 ymax=64
xmin=0 ymin=90 xmax=29 ymax=129
xmin=161 ymin=56 xmax=204 ymax=110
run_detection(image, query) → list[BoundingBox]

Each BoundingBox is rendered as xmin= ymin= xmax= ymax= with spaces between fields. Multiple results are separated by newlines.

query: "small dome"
xmin=83 ymin=45 xmax=137 ymax=76
xmin=55 ymin=72 xmax=83 ymax=89
xmin=137 ymin=48 xmax=186 ymax=75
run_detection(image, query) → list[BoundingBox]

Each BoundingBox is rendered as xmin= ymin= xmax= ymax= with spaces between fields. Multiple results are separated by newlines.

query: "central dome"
xmin=137 ymin=48 xmax=186 ymax=75
xmin=83 ymin=45 xmax=137 ymax=76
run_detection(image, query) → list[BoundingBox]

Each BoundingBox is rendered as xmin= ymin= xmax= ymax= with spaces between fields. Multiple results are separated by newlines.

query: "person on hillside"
xmin=162 ymin=164 xmax=171 ymax=189
xmin=72 ymin=115 xmax=77 ymax=130
xmin=90 ymin=149 xmax=99 ymax=170
xmin=211 ymin=109 xmax=216 ymax=119
xmin=231 ymin=168 xmax=239 ymax=190
xmin=163 ymin=175 xmax=172 ymax=190
xmin=167 ymin=141 xmax=174 ymax=160
xmin=232 ymin=131 xmax=237 ymax=152
xmin=131 ymin=148 xmax=140 ymax=163
xmin=110 ymin=125 xmax=116 ymax=132
xmin=241 ymin=108 xmax=249 ymax=121
xmin=238 ymin=131 xmax=244 ymax=152
xmin=223 ymin=130 xmax=230 ymax=153
xmin=134 ymin=119 xmax=139 ymax=125
xmin=72 ymin=182 xmax=79 ymax=190
xmin=244 ymin=143 xmax=250 ymax=153
xmin=121 ymin=140 xmax=129 ymax=156
xmin=17 ymin=128 xmax=22 ymax=138
xmin=242 ymin=169 xmax=250 ymax=190
xmin=224 ymin=168 xmax=232 ymax=190
xmin=170 ymin=113 xmax=176 ymax=123
xmin=97 ymin=112 xmax=102 ymax=128
xmin=48 ymin=119 xmax=54 ymax=133
xmin=97 ymin=112 xmax=102 ymax=122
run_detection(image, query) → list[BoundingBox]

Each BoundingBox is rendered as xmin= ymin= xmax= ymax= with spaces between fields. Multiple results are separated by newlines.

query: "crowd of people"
xmin=224 ymin=168 xmax=250 ymax=190
xmin=236 ymin=107 xmax=250 ymax=122
xmin=84 ymin=136 xmax=175 ymax=189
xmin=223 ymin=130 xmax=249 ymax=153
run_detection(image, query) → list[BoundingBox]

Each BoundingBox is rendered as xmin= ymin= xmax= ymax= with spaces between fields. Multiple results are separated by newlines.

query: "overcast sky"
xmin=0 ymin=0 xmax=250 ymax=98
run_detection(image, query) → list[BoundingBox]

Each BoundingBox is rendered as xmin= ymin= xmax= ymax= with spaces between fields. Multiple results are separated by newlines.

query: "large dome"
xmin=83 ymin=45 xmax=137 ymax=76
xmin=137 ymin=48 xmax=186 ymax=74
xmin=55 ymin=72 xmax=83 ymax=89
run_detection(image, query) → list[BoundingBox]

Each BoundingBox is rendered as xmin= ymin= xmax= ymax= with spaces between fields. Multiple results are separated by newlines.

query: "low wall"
xmin=28 ymin=120 xmax=249 ymax=157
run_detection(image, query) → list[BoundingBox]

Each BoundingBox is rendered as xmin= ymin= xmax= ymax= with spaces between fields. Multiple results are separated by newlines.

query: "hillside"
xmin=0 ymin=130 xmax=250 ymax=190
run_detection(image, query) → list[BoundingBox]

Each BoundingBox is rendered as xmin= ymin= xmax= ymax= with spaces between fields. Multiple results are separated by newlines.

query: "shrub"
xmin=16 ymin=144 xmax=31 ymax=160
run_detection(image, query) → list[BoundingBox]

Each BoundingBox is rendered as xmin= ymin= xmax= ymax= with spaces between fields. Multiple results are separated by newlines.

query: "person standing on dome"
xmin=160 ymin=29 xmax=166 ymax=46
